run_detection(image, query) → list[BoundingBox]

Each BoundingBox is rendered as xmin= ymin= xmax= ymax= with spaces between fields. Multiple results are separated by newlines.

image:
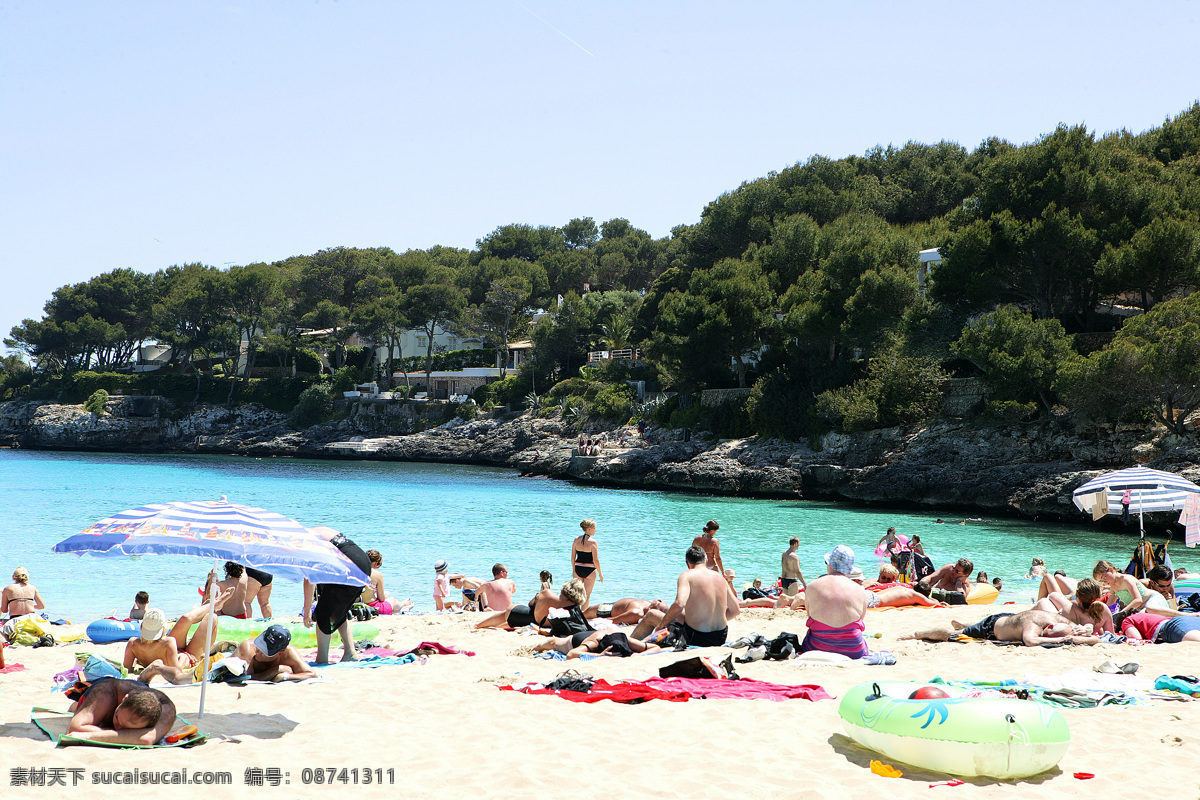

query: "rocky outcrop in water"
xmin=3 ymin=398 xmax=1199 ymax=523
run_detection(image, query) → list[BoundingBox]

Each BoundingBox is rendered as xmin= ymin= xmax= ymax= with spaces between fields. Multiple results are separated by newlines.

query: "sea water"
xmin=0 ymin=449 xmax=1169 ymax=623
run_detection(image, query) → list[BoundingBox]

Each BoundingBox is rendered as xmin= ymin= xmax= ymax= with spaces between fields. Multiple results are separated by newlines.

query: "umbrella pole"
xmin=1139 ymin=490 xmax=1145 ymax=536
xmin=198 ymin=557 xmax=218 ymax=719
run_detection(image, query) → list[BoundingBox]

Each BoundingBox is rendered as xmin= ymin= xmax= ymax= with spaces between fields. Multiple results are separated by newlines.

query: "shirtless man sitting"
xmin=799 ymin=545 xmax=870 ymax=658
xmin=535 ymin=629 xmax=662 ymax=659
xmin=476 ymin=563 xmax=516 ymax=612
xmin=232 ymin=624 xmax=317 ymax=681
xmin=126 ymin=590 xmax=236 ymax=685
xmin=68 ymin=678 xmax=176 ymax=746
xmin=585 ymin=597 xmax=668 ymax=624
xmin=901 ymin=608 xmax=1101 ymax=646
xmin=204 ymin=563 xmax=250 ymax=619
xmin=655 ymin=545 xmax=740 ymax=647
xmin=691 ymin=520 xmax=725 ymax=574
xmin=914 ymin=558 xmax=974 ymax=604
xmin=360 ymin=550 xmax=413 ymax=615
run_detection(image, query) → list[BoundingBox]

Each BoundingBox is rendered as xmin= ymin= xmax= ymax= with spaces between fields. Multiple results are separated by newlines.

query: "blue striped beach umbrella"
xmin=53 ymin=496 xmax=369 ymax=586
xmin=1072 ymin=467 xmax=1200 ymax=533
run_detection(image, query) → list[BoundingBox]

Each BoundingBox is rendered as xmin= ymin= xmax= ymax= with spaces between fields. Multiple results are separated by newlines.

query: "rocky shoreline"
xmin=4 ymin=397 xmax=1199 ymax=527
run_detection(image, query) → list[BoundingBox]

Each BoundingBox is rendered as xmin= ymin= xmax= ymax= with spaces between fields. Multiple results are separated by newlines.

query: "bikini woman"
xmin=571 ymin=519 xmax=603 ymax=604
xmin=1033 ymin=577 xmax=1114 ymax=635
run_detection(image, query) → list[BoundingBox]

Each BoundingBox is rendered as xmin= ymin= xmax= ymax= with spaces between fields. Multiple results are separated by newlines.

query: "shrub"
xmin=294 ymin=349 xmax=322 ymax=374
xmin=289 ymin=383 xmax=334 ymax=428
xmin=84 ymin=389 xmax=109 ymax=416
xmin=590 ymin=384 xmax=634 ymax=420
xmin=748 ymin=368 xmax=816 ymax=441
xmin=329 ymin=366 xmax=362 ymax=395
xmin=816 ymin=353 xmax=945 ymax=432
xmin=456 ymin=401 xmax=478 ymax=421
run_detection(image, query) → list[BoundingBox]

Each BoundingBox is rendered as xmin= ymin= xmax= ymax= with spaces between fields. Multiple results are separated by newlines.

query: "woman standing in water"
xmin=571 ymin=519 xmax=603 ymax=603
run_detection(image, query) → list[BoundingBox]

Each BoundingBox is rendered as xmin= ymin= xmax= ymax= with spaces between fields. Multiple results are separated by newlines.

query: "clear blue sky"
xmin=2 ymin=1 xmax=1198 ymax=345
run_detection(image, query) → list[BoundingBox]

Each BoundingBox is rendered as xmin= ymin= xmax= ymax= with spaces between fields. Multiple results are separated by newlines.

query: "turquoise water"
xmin=0 ymin=449 xmax=1168 ymax=623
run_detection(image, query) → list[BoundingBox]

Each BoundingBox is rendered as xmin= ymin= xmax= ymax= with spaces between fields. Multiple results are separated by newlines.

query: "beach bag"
xmin=765 ymin=632 xmax=801 ymax=661
xmin=82 ymin=654 xmax=125 ymax=681
xmin=1125 ymin=538 xmax=1158 ymax=579
xmin=910 ymin=552 xmax=935 ymax=582
xmin=658 ymin=656 xmax=722 ymax=679
xmin=547 ymin=605 xmax=593 ymax=638
xmin=9 ymin=617 xmax=52 ymax=646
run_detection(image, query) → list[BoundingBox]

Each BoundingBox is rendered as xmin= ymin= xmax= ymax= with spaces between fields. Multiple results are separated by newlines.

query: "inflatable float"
xmin=874 ymin=534 xmax=910 ymax=557
xmin=86 ymin=619 xmax=141 ymax=644
xmin=966 ymin=583 xmax=999 ymax=605
xmin=838 ymin=681 xmax=1069 ymax=779
xmin=87 ymin=618 xmax=379 ymax=648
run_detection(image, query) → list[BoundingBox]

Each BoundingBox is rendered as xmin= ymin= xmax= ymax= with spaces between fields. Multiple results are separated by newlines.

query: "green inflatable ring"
xmin=838 ymin=681 xmax=1070 ymax=779
xmin=188 ymin=619 xmax=379 ymax=649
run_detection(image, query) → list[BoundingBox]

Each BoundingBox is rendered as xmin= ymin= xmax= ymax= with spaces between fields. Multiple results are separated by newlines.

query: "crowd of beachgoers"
xmin=4 ymin=516 xmax=1199 ymax=746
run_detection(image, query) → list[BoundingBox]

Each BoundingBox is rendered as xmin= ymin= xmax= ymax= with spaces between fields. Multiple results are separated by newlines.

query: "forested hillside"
xmin=5 ymin=104 xmax=1200 ymax=439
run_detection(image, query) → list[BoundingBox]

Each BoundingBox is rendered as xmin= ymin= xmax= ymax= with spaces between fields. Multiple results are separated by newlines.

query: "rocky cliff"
xmin=4 ymin=398 xmax=1199 ymax=524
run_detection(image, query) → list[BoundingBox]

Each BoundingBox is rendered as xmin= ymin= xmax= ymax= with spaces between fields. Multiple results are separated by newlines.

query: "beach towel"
xmin=311 ymin=654 xmax=421 ymax=668
xmin=501 ymin=678 xmax=691 ymax=704
xmin=1182 ymin=494 xmax=1200 ymax=548
xmin=31 ymin=708 xmax=208 ymax=749
xmin=1 ymin=662 xmax=28 ymax=673
xmin=643 ymin=677 xmax=832 ymax=701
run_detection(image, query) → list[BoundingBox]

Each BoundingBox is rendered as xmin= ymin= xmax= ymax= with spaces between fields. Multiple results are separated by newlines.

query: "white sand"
xmin=2 ymin=605 xmax=1199 ymax=799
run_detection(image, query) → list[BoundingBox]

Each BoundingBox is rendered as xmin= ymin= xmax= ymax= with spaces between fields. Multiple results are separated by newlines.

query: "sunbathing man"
xmin=124 ymin=590 xmax=236 ymax=682
xmin=799 ymin=545 xmax=870 ymax=658
xmin=535 ymin=629 xmax=662 ymax=659
xmin=475 ymin=563 xmax=516 ymax=612
xmin=233 ymin=624 xmax=317 ymax=681
xmin=204 ymin=563 xmax=250 ymax=619
xmin=360 ymin=550 xmax=413 ymax=615
xmin=864 ymin=565 xmax=948 ymax=609
xmin=913 ymin=558 xmax=974 ymax=604
xmin=585 ymin=597 xmax=668 ymax=624
xmin=900 ymin=609 xmax=1101 ymax=646
xmin=68 ymin=678 xmax=176 ymax=745
xmin=655 ymin=545 xmax=740 ymax=647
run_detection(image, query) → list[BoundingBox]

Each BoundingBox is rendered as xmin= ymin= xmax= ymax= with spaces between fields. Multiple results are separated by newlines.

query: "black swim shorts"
xmin=959 ymin=613 xmax=1013 ymax=641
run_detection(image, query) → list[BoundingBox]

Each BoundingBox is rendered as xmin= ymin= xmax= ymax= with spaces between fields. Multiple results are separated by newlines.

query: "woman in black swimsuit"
xmin=571 ymin=519 xmax=603 ymax=603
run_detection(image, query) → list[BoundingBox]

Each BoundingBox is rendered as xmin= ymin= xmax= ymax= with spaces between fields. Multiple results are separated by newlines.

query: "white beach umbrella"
xmin=1072 ymin=466 xmax=1200 ymax=533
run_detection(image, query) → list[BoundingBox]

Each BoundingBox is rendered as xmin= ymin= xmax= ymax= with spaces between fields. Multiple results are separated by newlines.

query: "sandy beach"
xmin=2 ymin=604 xmax=1199 ymax=800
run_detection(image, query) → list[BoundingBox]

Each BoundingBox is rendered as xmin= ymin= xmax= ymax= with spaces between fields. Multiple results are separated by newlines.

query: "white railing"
xmin=587 ymin=348 xmax=642 ymax=362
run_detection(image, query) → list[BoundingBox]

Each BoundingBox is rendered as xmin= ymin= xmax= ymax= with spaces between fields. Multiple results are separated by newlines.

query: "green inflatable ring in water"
xmin=838 ymin=681 xmax=1070 ymax=779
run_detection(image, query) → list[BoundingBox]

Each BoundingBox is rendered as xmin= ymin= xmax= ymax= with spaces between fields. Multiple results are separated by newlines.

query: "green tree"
xmin=406 ymin=282 xmax=468 ymax=389
xmin=951 ymin=305 xmax=1076 ymax=414
xmin=1096 ymin=215 xmax=1200 ymax=311
xmin=649 ymin=258 xmax=775 ymax=388
xmin=562 ymin=217 xmax=599 ymax=250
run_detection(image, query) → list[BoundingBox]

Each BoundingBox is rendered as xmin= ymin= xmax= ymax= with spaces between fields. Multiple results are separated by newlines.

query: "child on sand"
xmin=129 ymin=591 xmax=149 ymax=621
xmin=433 ymin=560 xmax=459 ymax=611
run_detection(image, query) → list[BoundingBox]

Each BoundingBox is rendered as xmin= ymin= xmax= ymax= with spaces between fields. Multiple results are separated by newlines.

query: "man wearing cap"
xmin=234 ymin=624 xmax=316 ymax=682
xmin=690 ymin=521 xmax=725 ymax=574
xmin=124 ymin=588 xmax=236 ymax=683
xmin=798 ymin=545 xmax=870 ymax=659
